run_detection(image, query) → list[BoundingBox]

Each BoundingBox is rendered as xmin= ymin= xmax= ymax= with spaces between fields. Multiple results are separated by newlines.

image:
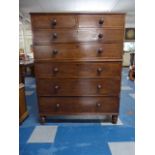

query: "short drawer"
xmin=31 ymin=14 xmax=76 ymax=29
xmin=34 ymin=43 xmax=123 ymax=60
xmin=36 ymin=78 xmax=121 ymax=96
xmin=39 ymin=96 xmax=119 ymax=115
xmin=78 ymin=14 xmax=125 ymax=28
xmin=35 ymin=62 xmax=122 ymax=78
xmin=33 ymin=28 xmax=124 ymax=44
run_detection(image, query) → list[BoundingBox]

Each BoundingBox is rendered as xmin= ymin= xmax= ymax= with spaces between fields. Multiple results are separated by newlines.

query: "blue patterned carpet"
xmin=19 ymin=68 xmax=135 ymax=155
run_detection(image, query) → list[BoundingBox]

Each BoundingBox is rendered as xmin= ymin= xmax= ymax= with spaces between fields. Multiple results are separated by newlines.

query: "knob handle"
xmin=96 ymin=102 xmax=101 ymax=107
xmin=97 ymin=67 xmax=102 ymax=73
xmin=97 ymin=48 xmax=103 ymax=54
xmin=99 ymin=18 xmax=104 ymax=25
xmin=97 ymin=84 xmax=102 ymax=89
xmin=52 ymin=19 xmax=57 ymax=26
xmin=52 ymin=33 xmax=57 ymax=39
xmin=53 ymin=67 xmax=59 ymax=73
xmin=52 ymin=49 xmax=58 ymax=55
xmin=56 ymin=103 xmax=60 ymax=108
xmin=54 ymin=85 xmax=59 ymax=90
xmin=98 ymin=33 xmax=103 ymax=39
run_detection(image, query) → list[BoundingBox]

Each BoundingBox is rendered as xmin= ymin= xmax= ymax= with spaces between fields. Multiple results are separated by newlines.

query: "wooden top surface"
xmin=30 ymin=12 xmax=125 ymax=15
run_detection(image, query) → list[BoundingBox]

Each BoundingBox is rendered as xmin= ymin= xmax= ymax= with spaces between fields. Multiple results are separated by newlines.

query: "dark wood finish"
xmin=35 ymin=62 xmax=122 ymax=78
xmin=19 ymin=65 xmax=24 ymax=83
xmin=19 ymin=59 xmax=35 ymax=81
xmin=39 ymin=96 xmax=119 ymax=115
xmin=34 ymin=43 xmax=123 ymax=60
xmin=19 ymin=83 xmax=28 ymax=124
xmin=33 ymin=29 xmax=124 ymax=45
xmin=31 ymin=13 xmax=125 ymax=123
xmin=36 ymin=78 xmax=121 ymax=96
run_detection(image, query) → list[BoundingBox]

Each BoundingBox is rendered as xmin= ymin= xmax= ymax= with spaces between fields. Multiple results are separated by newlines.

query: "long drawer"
xmin=31 ymin=14 xmax=76 ymax=29
xmin=35 ymin=62 xmax=122 ymax=78
xmin=36 ymin=78 xmax=121 ymax=96
xmin=33 ymin=28 xmax=124 ymax=44
xmin=34 ymin=43 xmax=123 ymax=60
xmin=78 ymin=14 xmax=125 ymax=28
xmin=39 ymin=96 xmax=119 ymax=115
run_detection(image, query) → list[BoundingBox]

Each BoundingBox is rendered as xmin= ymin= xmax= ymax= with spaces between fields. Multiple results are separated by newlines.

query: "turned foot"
xmin=112 ymin=115 xmax=118 ymax=124
xmin=40 ymin=116 xmax=46 ymax=124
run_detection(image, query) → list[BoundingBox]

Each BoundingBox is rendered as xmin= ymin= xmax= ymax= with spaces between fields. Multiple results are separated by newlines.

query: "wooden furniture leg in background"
xmin=112 ymin=115 xmax=118 ymax=124
xmin=19 ymin=83 xmax=29 ymax=124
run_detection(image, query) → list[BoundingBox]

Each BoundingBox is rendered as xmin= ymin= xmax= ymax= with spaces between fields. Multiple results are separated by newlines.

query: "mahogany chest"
xmin=30 ymin=13 xmax=125 ymax=123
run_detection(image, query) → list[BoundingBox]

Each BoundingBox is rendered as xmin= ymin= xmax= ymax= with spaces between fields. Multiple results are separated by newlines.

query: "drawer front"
xmin=39 ymin=96 xmax=119 ymax=114
xmin=34 ymin=43 xmax=123 ymax=59
xmin=33 ymin=29 xmax=124 ymax=44
xmin=37 ymin=78 xmax=121 ymax=96
xmin=35 ymin=62 xmax=122 ymax=78
xmin=78 ymin=14 xmax=125 ymax=28
xmin=31 ymin=14 xmax=76 ymax=29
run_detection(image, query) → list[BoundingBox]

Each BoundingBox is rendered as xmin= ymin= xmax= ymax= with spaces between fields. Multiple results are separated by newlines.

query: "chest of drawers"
xmin=31 ymin=13 xmax=125 ymax=124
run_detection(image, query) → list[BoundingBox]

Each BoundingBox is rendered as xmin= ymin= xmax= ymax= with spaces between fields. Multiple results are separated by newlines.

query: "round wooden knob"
xmin=98 ymin=33 xmax=103 ymax=39
xmin=96 ymin=102 xmax=101 ymax=107
xmin=53 ymin=67 xmax=59 ymax=73
xmin=99 ymin=18 xmax=104 ymax=25
xmin=56 ymin=103 xmax=60 ymax=108
xmin=97 ymin=84 xmax=102 ymax=89
xmin=97 ymin=48 xmax=103 ymax=54
xmin=52 ymin=19 xmax=57 ymax=26
xmin=52 ymin=33 xmax=57 ymax=39
xmin=54 ymin=85 xmax=59 ymax=90
xmin=52 ymin=49 xmax=58 ymax=55
xmin=97 ymin=67 xmax=102 ymax=73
